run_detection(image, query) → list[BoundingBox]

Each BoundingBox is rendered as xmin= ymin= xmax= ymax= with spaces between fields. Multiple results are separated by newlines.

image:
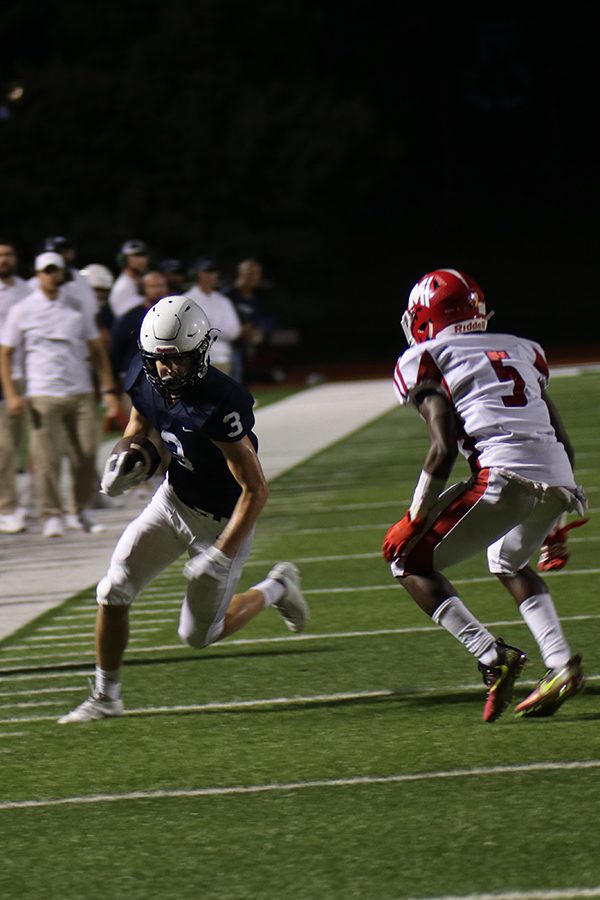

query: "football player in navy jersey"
xmin=59 ymin=295 xmax=308 ymax=723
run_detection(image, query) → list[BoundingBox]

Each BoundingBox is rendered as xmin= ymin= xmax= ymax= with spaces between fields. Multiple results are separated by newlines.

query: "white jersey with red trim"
xmin=393 ymin=332 xmax=576 ymax=487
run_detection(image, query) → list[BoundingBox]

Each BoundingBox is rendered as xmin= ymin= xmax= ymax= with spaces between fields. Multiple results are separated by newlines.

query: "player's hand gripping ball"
xmin=100 ymin=435 xmax=161 ymax=497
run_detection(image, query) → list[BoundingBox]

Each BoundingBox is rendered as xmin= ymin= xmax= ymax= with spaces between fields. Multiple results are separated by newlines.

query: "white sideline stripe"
xmin=36 ymin=564 xmax=600 ymax=627
xmin=33 ymin=552 xmax=600 ymax=628
xmin=0 ymin=699 xmax=75 ymax=710
xmin=410 ymin=890 xmax=600 ymax=900
xmin=38 ymin=619 xmax=169 ymax=632
xmin=0 ymin=669 xmax=91 ymax=683
xmin=0 ymin=688 xmax=392 ymax=722
xmin=2 ymin=613 xmax=600 ymax=667
xmin=1 ymin=676 xmax=599 ymax=721
xmin=24 ymin=626 xmax=161 ymax=642
xmin=270 ymin=519 xmax=600 ymax=535
xmin=0 ymin=685 xmax=87 ymax=698
xmin=1 ymin=759 xmax=599 ymax=811
xmin=0 ymin=732 xmax=28 ymax=738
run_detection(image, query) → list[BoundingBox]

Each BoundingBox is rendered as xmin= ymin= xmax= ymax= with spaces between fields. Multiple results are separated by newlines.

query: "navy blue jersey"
xmin=124 ymin=357 xmax=258 ymax=518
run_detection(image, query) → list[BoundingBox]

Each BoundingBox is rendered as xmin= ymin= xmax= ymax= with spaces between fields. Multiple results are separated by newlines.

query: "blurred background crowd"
xmin=0 ymin=233 xmax=297 ymax=539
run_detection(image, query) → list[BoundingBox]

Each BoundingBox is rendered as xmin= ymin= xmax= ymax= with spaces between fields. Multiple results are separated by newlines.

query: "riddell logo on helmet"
xmin=454 ymin=320 xmax=484 ymax=333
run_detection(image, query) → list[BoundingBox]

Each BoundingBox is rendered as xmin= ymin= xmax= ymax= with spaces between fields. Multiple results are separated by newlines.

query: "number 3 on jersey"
xmin=223 ymin=411 xmax=243 ymax=437
xmin=485 ymin=351 xmax=527 ymax=407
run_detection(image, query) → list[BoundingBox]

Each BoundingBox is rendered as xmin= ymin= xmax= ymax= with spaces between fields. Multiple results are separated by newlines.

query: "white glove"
xmin=184 ymin=545 xmax=232 ymax=582
xmin=100 ymin=450 xmax=148 ymax=497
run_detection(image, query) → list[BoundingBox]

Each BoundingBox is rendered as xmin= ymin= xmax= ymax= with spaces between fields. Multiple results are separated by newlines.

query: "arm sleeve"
xmin=204 ymin=387 xmax=255 ymax=442
xmin=0 ymin=305 xmax=21 ymax=348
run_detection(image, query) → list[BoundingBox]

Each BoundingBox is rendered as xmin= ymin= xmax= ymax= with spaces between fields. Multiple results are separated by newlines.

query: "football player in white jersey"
xmin=59 ymin=296 xmax=309 ymax=723
xmin=383 ymin=269 xmax=587 ymax=722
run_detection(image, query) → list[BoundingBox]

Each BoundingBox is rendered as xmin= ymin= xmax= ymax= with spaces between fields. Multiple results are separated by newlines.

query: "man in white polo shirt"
xmin=108 ymin=239 xmax=150 ymax=318
xmin=186 ymin=258 xmax=241 ymax=375
xmin=0 ymin=240 xmax=30 ymax=533
xmin=0 ymin=252 xmax=122 ymax=537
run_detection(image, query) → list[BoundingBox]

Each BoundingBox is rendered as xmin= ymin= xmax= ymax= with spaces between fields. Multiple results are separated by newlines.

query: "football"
xmin=112 ymin=434 xmax=161 ymax=477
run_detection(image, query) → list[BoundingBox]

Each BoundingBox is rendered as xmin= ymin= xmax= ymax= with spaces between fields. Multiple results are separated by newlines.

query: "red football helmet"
xmin=401 ymin=269 xmax=491 ymax=346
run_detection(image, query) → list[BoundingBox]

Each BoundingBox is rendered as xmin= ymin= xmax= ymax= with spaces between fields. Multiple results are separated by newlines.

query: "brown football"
xmin=111 ymin=435 xmax=160 ymax=476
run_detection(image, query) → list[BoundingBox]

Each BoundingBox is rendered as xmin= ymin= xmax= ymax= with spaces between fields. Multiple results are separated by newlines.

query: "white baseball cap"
xmin=35 ymin=251 xmax=66 ymax=271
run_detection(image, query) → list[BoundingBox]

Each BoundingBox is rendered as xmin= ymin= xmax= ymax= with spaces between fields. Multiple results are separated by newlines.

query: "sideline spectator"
xmin=110 ymin=270 xmax=169 ymax=386
xmin=186 ymin=258 xmax=241 ymax=375
xmin=158 ymin=258 xmax=187 ymax=295
xmin=109 ymin=240 xmax=149 ymax=318
xmin=0 ymin=252 xmax=122 ymax=537
xmin=31 ymin=236 xmax=99 ymax=324
xmin=80 ymin=263 xmax=116 ymax=351
xmin=0 ymin=240 xmax=30 ymax=533
xmin=383 ymin=267 xmax=587 ymax=722
xmin=223 ymin=258 xmax=272 ymax=384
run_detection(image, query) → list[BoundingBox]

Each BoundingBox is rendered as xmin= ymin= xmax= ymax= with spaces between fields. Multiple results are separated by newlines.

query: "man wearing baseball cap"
xmin=108 ymin=239 xmax=150 ymax=318
xmin=0 ymin=252 xmax=122 ymax=537
xmin=38 ymin=236 xmax=99 ymax=325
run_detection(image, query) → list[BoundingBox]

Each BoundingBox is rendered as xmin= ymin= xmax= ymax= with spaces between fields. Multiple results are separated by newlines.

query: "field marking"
xmin=2 ymin=613 xmax=600 ymax=668
xmin=0 ymin=685 xmax=87 ymax=698
xmin=24 ymin=626 xmax=161 ymax=642
xmin=0 ymin=676 xmax=598 ymax=722
xmin=410 ymin=890 xmax=600 ymax=900
xmin=0 ymin=759 xmax=598 ymax=811
xmin=268 ymin=518 xmax=600 ymax=535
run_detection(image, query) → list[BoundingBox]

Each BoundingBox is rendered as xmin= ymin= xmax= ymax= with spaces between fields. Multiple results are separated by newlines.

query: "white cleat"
xmin=58 ymin=682 xmax=124 ymax=724
xmin=269 ymin=562 xmax=309 ymax=634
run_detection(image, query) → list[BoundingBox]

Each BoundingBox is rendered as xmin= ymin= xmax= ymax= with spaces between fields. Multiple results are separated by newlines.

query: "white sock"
xmin=95 ymin=666 xmax=121 ymax=700
xmin=432 ymin=596 xmax=498 ymax=665
xmin=252 ymin=577 xmax=285 ymax=608
xmin=519 ymin=593 xmax=570 ymax=670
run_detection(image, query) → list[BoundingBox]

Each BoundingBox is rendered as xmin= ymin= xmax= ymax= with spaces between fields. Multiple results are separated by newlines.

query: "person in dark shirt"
xmin=223 ymin=258 xmax=273 ymax=384
xmin=110 ymin=270 xmax=169 ymax=386
xmin=59 ymin=295 xmax=308 ymax=723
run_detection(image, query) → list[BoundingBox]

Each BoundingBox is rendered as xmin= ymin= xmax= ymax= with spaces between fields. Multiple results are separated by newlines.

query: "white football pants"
xmin=391 ymin=467 xmax=580 ymax=578
xmin=97 ymin=481 xmax=253 ymax=648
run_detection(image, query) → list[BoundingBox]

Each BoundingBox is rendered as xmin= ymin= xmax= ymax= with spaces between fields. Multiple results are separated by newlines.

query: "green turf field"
xmin=1 ymin=371 xmax=599 ymax=900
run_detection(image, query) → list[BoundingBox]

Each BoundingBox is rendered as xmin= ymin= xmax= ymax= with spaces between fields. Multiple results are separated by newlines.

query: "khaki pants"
xmin=28 ymin=393 xmax=99 ymax=520
xmin=0 ymin=391 xmax=26 ymax=515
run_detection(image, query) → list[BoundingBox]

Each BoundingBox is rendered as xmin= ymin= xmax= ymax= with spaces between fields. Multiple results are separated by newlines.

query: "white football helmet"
xmin=79 ymin=263 xmax=115 ymax=290
xmin=139 ymin=295 xmax=217 ymax=396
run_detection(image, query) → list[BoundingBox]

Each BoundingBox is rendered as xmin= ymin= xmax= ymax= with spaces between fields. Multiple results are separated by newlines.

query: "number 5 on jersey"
xmin=485 ymin=351 xmax=527 ymax=407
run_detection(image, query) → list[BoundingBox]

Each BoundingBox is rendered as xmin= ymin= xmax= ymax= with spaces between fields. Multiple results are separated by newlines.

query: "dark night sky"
xmin=1 ymin=3 xmax=598 ymax=362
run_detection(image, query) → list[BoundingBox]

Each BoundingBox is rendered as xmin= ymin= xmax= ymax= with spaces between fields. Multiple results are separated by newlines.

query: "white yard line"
xmin=0 ymin=759 xmax=599 ymax=810
xmin=0 ymin=675 xmax=598 ymax=719
xmin=1 ymin=612 xmax=600 ymax=667
xmin=409 ymin=891 xmax=600 ymax=900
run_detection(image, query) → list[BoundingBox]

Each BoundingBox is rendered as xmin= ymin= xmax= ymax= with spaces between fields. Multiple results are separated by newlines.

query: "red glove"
xmin=383 ymin=511 xmax=424 ymax=563
xmin=537 ymin=517 xmax=589 ymax=572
